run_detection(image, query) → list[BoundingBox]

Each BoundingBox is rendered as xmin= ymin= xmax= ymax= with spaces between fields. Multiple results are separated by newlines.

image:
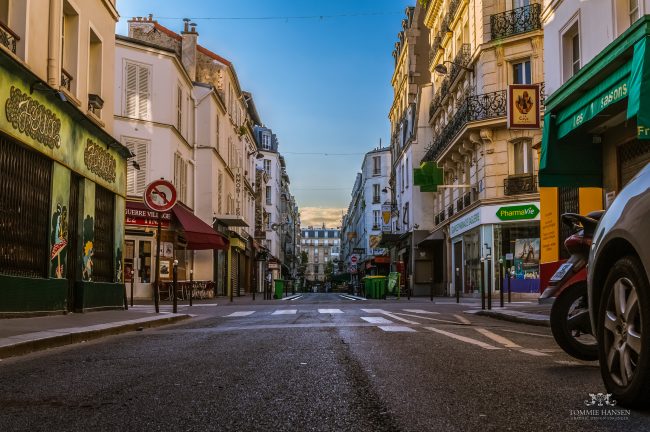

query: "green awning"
xmin=539 ymin=17 xmax=650 ymax=187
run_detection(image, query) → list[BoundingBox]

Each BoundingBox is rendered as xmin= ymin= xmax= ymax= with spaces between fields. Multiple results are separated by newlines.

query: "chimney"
xmin=181 ymin=18 xmax=198 ymax=81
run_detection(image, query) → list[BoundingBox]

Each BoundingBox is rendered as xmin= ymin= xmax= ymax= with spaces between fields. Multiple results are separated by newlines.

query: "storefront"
xmin=539 ymin=16 xmax=650 ymax=286
xmin=450 ymin=202 xmax=541 ymax=297
xmin=0 ymin=52 xmax=130 ymax=315
xmin=124 ymin=200 xmax=229 ymax=300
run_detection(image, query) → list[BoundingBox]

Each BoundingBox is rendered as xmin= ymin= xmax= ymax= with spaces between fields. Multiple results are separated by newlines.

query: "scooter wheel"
xmin=550 ymin=282 xmax=598 ymax=361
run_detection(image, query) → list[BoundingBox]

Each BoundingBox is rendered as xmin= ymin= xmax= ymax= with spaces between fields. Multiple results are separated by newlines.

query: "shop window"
xmin=558 ymin=187 xmax=579 ymax=260
xmin=0 ymin=135 xmax=52 ymax=278
xmin=93 ymin=185 xmax=115 ymax=282
xmin=512 ymin=59 xmax=531 ymax=84
xmin=562 ymin=20 xmax=580 ymax=83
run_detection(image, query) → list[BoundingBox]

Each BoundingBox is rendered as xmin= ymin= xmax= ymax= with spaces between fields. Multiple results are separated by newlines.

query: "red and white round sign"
xmin=350 ymin=255 xmax=358 ymax=264
xmin=144 ymin=179 xmax=177 ymax=212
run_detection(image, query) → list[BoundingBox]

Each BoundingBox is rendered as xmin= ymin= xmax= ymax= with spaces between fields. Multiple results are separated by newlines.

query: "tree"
xmin=324 ymin=261 xmax=334 ymax=281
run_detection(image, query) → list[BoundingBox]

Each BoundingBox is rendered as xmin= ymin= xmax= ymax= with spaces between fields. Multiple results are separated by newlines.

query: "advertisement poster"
xmin=369 ymin=235 xmax=381 ymax=249
xmin=513 ymin=238 xmax=540 ymax=280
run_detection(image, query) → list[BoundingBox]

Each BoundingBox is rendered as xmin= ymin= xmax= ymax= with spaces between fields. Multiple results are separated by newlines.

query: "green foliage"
xmin=324 ymin=261 xmax=334 ymax=281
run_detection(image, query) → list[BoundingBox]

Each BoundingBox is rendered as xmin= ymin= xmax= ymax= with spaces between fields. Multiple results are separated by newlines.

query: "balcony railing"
xmin=504 ymin=174 xmax=538 ymax=195
xmin=490 ymin=3 xmax=541 ymax=40
xmin=0 ymin=20 xmax=19 ymax=54
xmin=61 ymin=68 xmax=73 ymax=92
xmin=428 ymin=0 xmax=463 ymax=68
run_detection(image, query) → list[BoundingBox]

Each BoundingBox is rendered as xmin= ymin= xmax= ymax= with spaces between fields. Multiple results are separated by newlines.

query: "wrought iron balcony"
xmin=0 ymin=20 xmax=19 ymax=54
xmin=490 ymin=3 xmax=541 ymax=40
xmin=61 ymin=68 xmax=73 ymax=92
xmin=504 ymin=174 xmax=538 ymax=195
xmin=448 ymin=44 xmax=471 ymax=83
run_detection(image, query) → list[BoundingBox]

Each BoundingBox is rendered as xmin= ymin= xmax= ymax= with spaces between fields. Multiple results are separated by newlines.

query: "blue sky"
xmin=117 ymin=0 xmax=413 ymax=226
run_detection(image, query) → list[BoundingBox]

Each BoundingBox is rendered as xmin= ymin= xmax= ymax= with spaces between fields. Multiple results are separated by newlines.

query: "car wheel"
xmin=597 ymin=255 xmax=650 ymax=407
xmin=550 ymin=282 xmax=598 ymax=361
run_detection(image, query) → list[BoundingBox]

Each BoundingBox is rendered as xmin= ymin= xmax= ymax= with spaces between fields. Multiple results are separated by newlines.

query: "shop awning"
xmin=172 ymin=205 xmax=229 ymax=250
xmin=417 ymin=230 xmax=444 ymax=247
xmin=540 ymin=17 xmax=650 ymax=187
xmin=213 ymin=214 xmax=249 ymax=227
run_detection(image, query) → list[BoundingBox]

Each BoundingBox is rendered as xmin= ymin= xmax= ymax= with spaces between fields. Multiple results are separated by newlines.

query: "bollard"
xmin=507 ymin=267 xmax=512 ymax=303
xmin=499 ymin=260 xmax=504 ymax=308
xmin=172 ymin=260 xmax=178 ymax=314
xmin=189 ymin=269 xmax=193 ymax=307
xmin=130 ymin=269 xmax=135 ymax=307
xmin=487 ymin=257 xmax=492 ymax=310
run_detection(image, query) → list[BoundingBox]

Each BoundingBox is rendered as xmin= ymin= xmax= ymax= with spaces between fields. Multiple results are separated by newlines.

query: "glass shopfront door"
xmin=124 ymin=236 xmax=154 ymax=299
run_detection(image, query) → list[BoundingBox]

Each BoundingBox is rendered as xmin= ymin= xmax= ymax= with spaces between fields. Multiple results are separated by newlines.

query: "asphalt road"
xmin=1 ymin=293 xmax=649 ymax=431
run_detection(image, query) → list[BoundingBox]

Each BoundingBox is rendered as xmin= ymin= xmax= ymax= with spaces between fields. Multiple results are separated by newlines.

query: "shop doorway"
xmin=124 ymin=236 xmax=154 ymax=299
xmin=66 ymin=174 xmax=80 ymax=312
xmin=453 ymin=241 xmax=463 ymax=297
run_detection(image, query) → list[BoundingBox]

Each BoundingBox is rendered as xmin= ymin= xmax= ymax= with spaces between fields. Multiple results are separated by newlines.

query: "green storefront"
xmin=0 ymin=50 xmax=130 ymax=315
xmin=540 ymin=16 xmax=650 ymax=191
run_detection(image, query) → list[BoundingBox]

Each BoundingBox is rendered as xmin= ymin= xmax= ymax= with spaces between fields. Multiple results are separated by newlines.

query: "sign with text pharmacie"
xmin=450 ymin=202 xmax=541 ymax=238
xmin=507 ymin=84 xmax=541 ymax=129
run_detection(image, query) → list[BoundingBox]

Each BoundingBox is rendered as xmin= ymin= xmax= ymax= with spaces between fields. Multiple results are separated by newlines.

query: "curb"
xmin=0 ymin=314 xmax=191 ymax=360
xmin=473 ymin=310 xmax=550 ymax=327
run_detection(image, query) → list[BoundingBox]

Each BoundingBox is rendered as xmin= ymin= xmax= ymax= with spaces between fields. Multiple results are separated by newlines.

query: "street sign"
xmin=495 ymin=204 xmax=539 ymax=221
xmin=352 ymin=248 xmax=366 ymax=254
xmin=350 ymin=255 xmax=358 ymax=264
xmin=144 ymin=179 xmax=177 ymax=212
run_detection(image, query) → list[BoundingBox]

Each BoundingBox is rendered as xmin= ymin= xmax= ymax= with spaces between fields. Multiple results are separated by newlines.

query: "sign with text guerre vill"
xmin=507 ymin=84 xmax=541 ymax=129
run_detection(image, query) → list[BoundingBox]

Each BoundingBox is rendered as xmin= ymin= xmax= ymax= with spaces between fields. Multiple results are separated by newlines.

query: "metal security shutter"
xmin=619 ymin=140 xmax=650 ymax=188
xmin=93 ymin=185 xmax=115 ymax=282
xmin=231 ymin=250 xmax=239 ymax=296
xmin=0 ymin=135 xmax=52 ymax=277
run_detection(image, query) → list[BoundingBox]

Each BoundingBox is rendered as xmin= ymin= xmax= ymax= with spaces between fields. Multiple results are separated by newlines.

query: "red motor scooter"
xmin=539 ymin=211 xmax=604 ymax=361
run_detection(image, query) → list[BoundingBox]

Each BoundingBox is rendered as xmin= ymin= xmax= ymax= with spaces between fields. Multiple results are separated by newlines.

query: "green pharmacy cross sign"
xmin=413 ymin=161 xmax=444 ymax=192
xmin=496 ymin=204 xmax=539 ymax=221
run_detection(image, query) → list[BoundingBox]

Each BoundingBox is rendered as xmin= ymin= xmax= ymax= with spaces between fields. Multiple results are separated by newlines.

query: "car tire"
xmin=597 ymin=255 xmax=650 ymax=408
xmin=550 ymin=282 xmax=598 ymax=361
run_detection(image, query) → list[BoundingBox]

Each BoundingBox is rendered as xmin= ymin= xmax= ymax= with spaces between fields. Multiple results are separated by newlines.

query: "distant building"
xmin=300 ymin=226 xmax=340 ymax=282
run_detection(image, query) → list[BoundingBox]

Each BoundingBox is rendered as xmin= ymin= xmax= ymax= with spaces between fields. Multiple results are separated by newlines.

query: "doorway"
xmin=453 ymin=241 xmax=463 ymax=297
xmin=124 ymin=236 xmax=154 ymax=299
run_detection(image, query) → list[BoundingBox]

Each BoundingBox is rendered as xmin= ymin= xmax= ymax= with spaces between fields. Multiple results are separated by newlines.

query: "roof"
xmin=116 ymin=34 xmax=176 ymax=54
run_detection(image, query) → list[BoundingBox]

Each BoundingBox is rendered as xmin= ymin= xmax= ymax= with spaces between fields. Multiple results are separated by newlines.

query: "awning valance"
xmin=540 ymin=17 xmax=650 ymax=187
xmin=172 ymin=205 xmax=229 ymax=250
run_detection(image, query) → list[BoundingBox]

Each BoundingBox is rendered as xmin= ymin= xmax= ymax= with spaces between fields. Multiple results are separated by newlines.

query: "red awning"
xmin=172 ymin=205 xmax=229 ymax=250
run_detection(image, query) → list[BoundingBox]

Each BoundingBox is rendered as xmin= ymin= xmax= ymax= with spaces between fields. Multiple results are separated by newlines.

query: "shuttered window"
xmin=124 ymin=61 xmax=151 ymax=119
xmin=123 ymin=137 xmax=148 ymax=196
xmin=176 ymin=85 xmax=183 ymax=133
xmin=174 ymin=153 xmax=188 ymax=205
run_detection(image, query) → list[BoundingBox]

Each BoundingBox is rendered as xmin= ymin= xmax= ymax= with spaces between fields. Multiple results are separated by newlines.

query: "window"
xmin=88 ymin=29 xmax=102 ymax=117
xmin=513 ymin=140 xmax=533 ymax=175
xmin=630 ymin=0 xmax=640 ymax=24
xmin=404 ymin=157 xmax=409 ymax=188
xmin=215 ymin=116 xmax=220 ymax=149
xmin=512 ymin=59 xmax=531 ymax=84
xmin=373 ymin=210 xmax=381 ymax=229
xmin=562 ymin=21 xmax=580 ymax=83
xmin=217 ymin=171 xmax=223 ymax=213
xmin=262 ymin=133 xmax=271 ymax=150
xmin=266 ymin=186 xmax=272 ymax=205
xmin=174 ymin=153 xmax=188 ymax=204
xmin=61 ymin=1 xmax=79 ymax=94
xmin=373 ymin=156 xmax=381 ymax=175
xmin=124 ymin=61 xmax=151 ymax=119
xmin=373 ymin=184 xmax=380 ymax=203
xmin=263 ymin=159 xmax=271 ymax=175
xmin=124 ymin=137 xmax=148 ymax=196
xmin=176 ymin=85 xmax=183 ymax=132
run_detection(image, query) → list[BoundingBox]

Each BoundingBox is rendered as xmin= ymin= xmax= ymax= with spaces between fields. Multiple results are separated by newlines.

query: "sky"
xmin=116 ymin=0 xmax=414 ymax=227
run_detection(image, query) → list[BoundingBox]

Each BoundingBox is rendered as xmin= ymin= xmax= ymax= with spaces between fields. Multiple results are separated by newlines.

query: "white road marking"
xmin=518 ymin=348 xmax=550 ymax=357
xmin=425 ymin=326 xmax=502 ymax=350
xmin=318 ymin=309 xmax=343 ymax=314
xmin=381 ymin=312 xmax=420 ymax=325
xmin=393 ymin=312 xmax=466 ymax=325
xmin=188 ymin=303 xmax=219 ymax=307
xmin=403 ymin=309 xmax=439 ymax=314
xmin=453 ymin=314 xmax=471 ymax=325
xmin=289 ymin=296 xmax=303 ymax=301
xmin=361 ymin=309 xmax=386 ymax=314
xmin=361 ymin=317 xmax=394 ymax=324
xmin=378 ymin=326 xmax=416 ymax=332
xmin=339 ymin=295 xmax=358 ymax=301
xmin=475 ymin=328 xmax=521 ymax=348
xmin=500 ymin=329 xmax=553 ymax=338
xmin=225 ymin=311 xmax=255 ymax=317
xmin=272 ymin=309 xmax=297 ymax=315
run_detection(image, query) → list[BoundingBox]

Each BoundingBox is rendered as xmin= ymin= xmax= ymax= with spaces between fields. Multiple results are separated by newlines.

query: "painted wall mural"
xmin=82 ymin=215 xmax=94 ymax=281
xmin=49 ymin=163 xmax=71 ymax=279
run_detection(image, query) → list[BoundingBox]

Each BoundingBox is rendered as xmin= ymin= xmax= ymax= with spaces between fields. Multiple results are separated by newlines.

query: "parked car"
xmin=587 ymin=162 xmax=650 ymax=407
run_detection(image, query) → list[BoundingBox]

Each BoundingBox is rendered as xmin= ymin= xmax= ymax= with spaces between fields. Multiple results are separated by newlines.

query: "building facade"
xmin=301 ymin=227 xmax=341 ymax=283
xmin=418 ymin=0 xmax=544 ymax=297
xmin=539 ymin=1 xmax=650 ymax=286
xmin=0 ymin=0 xmax=130 ymax=314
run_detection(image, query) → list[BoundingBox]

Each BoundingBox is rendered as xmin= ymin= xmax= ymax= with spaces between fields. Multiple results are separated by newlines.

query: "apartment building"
xmin=301 ymin=227 xmax=341 ymax=283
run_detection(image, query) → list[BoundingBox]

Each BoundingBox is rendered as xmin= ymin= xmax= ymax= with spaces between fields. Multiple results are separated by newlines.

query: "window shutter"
xmin=124 ymin=138 xmax=148 ymax=196
xmin=138 ymin=65 xmax=150 ymax=119
xmin=125 ymin=63 xmax=137 ymax=118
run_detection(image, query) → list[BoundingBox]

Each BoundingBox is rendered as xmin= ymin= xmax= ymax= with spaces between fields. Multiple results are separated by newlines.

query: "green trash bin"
xmin=274 ymin=279 xmax=285 ymax=299
xmin=374 ymin=276 xmax=387 ymax=299
xmin=362 ymin=277 xmax=373 ymax=299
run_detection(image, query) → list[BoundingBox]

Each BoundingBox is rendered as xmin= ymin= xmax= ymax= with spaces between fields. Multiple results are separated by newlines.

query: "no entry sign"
xmin=144 ymin=179 xmax=177 ymax=212
xmin=351 ymin=255 xmax=358 ymax=264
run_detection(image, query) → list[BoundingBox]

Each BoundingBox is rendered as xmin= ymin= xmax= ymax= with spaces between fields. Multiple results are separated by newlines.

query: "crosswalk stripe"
xmin=272 ymin=309 xmax=297 ymax=315
xmin=403 ymin=309 xmax=439 ymax=314
xmin=318 ymin=309 xmax=343 ymax=314
xmin=517 ymin=348 xmax=550 ymax=357
xmin=475 ymin=328 xmax=521 ymax=348
xmin=425 ymin=326 xmax=502 ymax=350
xmin=378 ymin=326 xmax=416 ymax=332
xmin=453 ymin=314 xmax=471 ymax=324
xmin=380 ymin=312 xmax=420 ymax=325
xmin=361 ymin=317 xmax=394 ymax=324
xmin=393 ymin=312 xmax=465 ymax=325
xmin=225 ymin=311 xmax=255 ymax=317
xmin=339 ymin=295 xmax=357 ymax=301
xmin=361 ymin=309 xmax=386 ymax=314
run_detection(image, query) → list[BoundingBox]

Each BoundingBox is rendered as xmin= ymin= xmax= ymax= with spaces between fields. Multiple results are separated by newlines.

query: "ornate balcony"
xmin=504 ymin=174 xmax=538 ymax=196
xmin=0 ymin=20 xmax=19 ymax=54
xmin=490 ymin=3 xmax=541 ymax=40
xmin=61 ymin=69 xmax=73 ymax=92
xmin=448 ymin=44 xmax=471 ymax=83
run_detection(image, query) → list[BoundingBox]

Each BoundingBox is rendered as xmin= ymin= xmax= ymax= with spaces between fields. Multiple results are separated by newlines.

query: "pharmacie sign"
xmin=450 ymin=209 xmax=481 ymax=237
xmin=496 ymin=204 xmax=540 ymax=221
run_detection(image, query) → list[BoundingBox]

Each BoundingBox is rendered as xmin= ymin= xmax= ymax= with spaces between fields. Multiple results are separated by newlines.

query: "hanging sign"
xmin=381 ymin=204 xmax=392 ymax=232
xmin=507 ymin=84 xmax=541 ymax=129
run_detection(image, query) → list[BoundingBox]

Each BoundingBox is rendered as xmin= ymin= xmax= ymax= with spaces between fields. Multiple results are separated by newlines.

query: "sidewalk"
xmin=462 ymin=300 xmax=551 ymax=327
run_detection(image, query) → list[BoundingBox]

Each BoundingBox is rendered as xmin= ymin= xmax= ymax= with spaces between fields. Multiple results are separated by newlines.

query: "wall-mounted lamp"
xmin=248 ymin=150 xmax=264 ymax=159
xmin=30 ymin=80 xmax=67 ymax=102
xmin=434 ymin=61 xmax=473 ymax=75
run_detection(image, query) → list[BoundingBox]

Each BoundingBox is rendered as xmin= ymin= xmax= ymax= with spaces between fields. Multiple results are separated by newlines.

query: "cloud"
xmin=299 ymin=207 xmax=345 ymax=228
